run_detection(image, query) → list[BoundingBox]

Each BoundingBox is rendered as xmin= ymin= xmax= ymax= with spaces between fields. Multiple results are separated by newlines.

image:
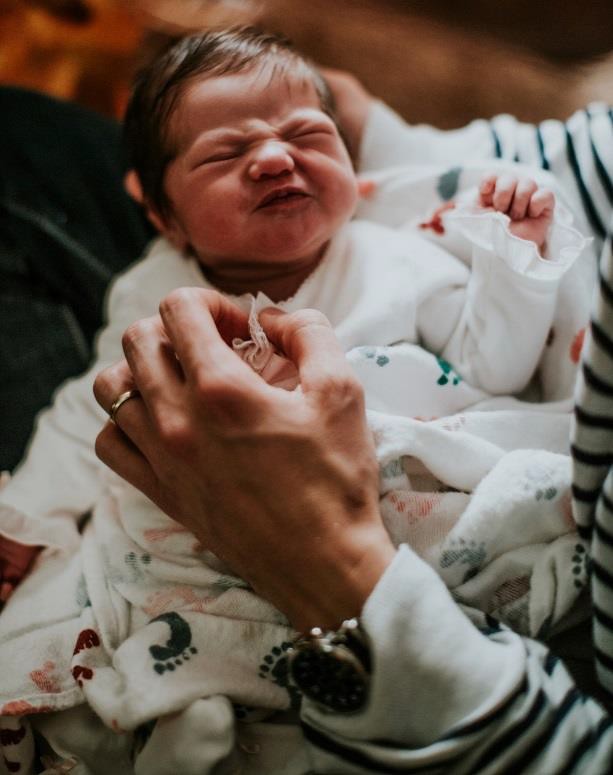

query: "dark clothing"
xmin=0 ymin=87 xmax=152 ymax=470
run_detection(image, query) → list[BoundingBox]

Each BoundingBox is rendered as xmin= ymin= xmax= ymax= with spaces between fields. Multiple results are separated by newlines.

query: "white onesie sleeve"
xmin=416 ymin=203 xmax=587 ymax=394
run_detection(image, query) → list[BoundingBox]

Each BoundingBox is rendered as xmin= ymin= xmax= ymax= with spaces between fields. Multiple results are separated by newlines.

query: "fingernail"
xmin=260 ymin=307 xmax=285 ymax=317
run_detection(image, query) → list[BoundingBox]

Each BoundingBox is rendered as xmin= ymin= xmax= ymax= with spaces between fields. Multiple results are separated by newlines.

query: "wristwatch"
xmin=287 ymin=618 xmax=371 ymax=712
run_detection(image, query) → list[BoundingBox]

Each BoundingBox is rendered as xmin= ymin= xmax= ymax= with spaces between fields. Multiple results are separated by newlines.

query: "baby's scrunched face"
xmin=158 ymin=65 xmax=358 ymax=286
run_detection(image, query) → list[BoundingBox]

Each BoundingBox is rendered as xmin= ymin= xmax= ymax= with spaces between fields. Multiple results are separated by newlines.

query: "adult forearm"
xmin=302 ymin=546 xmax=613 ymax=773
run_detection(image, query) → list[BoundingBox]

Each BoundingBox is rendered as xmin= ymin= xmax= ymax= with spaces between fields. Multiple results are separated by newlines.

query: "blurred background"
xmin=0 ymin=0 xmax=611 ymax=127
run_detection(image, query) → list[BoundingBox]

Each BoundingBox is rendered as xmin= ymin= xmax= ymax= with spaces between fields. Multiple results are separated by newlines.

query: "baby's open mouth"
xmin=257 ymin=188 xmax=309 ymax=209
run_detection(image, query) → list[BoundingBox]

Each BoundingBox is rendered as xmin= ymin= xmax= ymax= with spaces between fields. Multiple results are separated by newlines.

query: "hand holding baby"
xmin=479 ymin=174 xmax=555 ymax=254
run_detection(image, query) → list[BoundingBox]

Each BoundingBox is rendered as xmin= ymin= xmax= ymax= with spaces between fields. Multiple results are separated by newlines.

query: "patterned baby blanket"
xmin=0 ymin=162 xmax=595 ymax=774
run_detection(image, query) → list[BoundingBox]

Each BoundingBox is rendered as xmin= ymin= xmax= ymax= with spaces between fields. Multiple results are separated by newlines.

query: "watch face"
xmin=289 ymin=643 xmax=368 ymax=712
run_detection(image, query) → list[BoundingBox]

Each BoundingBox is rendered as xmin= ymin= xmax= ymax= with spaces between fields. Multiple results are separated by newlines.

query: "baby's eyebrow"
xmin=183 ymin=129 xmax=244 ymax=162
xmin=280 ymin=112 xmax=334 ymax=133
xmin=197 ymin=129 xmax=245 ymax=147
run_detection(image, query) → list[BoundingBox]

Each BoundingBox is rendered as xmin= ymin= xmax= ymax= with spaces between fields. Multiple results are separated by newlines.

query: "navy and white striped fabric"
xmin=572 ymin=224 xmax=613 ymax=699
xmin=491 ymin=101 xmax=613 ymax=700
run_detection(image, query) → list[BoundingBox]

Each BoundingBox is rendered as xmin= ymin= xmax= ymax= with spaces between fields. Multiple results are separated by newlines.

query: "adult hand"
xmin=93 ymin=289 xmax=395 ymax=631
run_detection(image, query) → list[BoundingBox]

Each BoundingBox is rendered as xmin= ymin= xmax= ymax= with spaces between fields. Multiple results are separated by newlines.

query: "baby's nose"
xmin=248 ymin=141 xmax=295 ymax=179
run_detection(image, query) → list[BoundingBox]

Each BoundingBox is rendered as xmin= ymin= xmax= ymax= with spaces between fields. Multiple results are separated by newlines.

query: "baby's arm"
xmin=0 ymin=260 xmax=159 ymax=602
xmin=0 ymin=362 xmax=114 ymax=603
xmin=479 ymin=174 xmax=555 ymax=255
xmin=415 ymin=182 xmax=585 ymax=395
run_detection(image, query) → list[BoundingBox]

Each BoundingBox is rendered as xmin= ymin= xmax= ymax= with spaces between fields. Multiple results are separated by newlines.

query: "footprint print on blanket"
xmin=356 ymin=346 xmax=390 ymax=367
xmin=437 ymin=167 xmax=462 ymax=201
xmin=149 ymin=612 xmax=198 ymax=675
xmin=71 ymin=628 xmax=101 ymax=688
xmin=436 ymin=357 xmax=462 ymax=386
xmin=571 ymin=542 xmax=591 ymax=591
xmin=1 ymin=721 xmax=27 ymax=774
xmin=440 ymin=539 xmax=487 ymax=582
xmin=258 ymin=641 xmax=302 ymax=709
xmin=124 ymin=551 xmax=152 ymax=583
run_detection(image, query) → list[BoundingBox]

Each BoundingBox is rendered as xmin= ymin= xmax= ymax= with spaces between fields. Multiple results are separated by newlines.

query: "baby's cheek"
xmin=329 ymin=168 xmax=360 ymax=218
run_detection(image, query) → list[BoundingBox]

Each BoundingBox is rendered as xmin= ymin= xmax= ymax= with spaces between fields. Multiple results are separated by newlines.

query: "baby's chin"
xmin=195 ymin=241 xmax=331 ymax=300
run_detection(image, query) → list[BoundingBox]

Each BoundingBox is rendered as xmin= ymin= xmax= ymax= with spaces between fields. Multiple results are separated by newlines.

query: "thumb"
xmin=258 ymin=307 xmax=356 ymax=393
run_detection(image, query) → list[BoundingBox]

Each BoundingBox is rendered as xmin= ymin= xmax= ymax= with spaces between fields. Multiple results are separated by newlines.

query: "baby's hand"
xmin=0 ymin=536 xmax=40 ymax=610
xmin=479 ymin=174 xmax=555 ymax=255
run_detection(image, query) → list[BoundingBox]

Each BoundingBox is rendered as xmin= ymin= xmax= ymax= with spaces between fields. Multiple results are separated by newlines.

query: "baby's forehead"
xmin=172 ymin=65 xmax=326 ymax=144
xmin=186 ymin=62 xmax=320 ymax=107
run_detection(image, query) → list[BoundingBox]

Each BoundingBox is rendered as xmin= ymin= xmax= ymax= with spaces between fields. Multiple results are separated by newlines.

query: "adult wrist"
xmin=284 ymin=524 xmax=396 ymax=633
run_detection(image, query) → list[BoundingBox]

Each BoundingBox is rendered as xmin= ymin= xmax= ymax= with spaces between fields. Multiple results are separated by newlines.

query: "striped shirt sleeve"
xmin=301 ymin=547 xmax=613 ymax=773
xmin=572 ymin=225 xmax=613 ymax=698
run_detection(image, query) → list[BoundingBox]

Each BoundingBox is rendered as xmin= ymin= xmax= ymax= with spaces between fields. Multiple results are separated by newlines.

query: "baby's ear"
xmin=124 ymin=169 xmax=174 ymax=238
xmin=124 ymin=169 xmax=143 ymax=203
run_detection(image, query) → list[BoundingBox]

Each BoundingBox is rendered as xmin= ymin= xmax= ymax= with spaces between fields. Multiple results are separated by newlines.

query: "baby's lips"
xmin=357 ymin=178 xmax=377 ymax=198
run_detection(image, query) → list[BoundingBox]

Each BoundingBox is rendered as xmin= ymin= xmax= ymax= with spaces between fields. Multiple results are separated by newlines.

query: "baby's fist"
xmin=479 ymin=174 xmax=555 ymax=255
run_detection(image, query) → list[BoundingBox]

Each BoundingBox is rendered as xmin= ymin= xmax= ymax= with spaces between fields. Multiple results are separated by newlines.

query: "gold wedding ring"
xmin=109 ymin=389 xmax=140 ymax=424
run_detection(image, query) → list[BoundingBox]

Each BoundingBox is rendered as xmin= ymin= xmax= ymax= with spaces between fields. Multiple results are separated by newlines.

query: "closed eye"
xmin=192 ymin=149 xmax=243 ymax=169
xmin=202 ymin=153 xmax=239 ymax=164
xmin=292 ymin=129 xmax=333 ymax=140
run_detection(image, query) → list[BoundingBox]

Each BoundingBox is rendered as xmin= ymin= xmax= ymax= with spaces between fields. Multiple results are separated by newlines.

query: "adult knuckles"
xmin=153 ymin=414 xmax=197 ymax=457
xmin=159 ymin=287 xmax=217 ymax=317
xmin=272 ymin=308 xmax=331 ymax=340
xmin=312 ymin=371 xmax=364 ymax=411
xmin=288 ymin=308 xmax=332 ymax=332
xmin=192 ymin=374 xmax=257 ymax=427
xmin=121 ymin=317 xmax=159 ymax=355
xmin=275 ymin=308 xmax=334 ymax=358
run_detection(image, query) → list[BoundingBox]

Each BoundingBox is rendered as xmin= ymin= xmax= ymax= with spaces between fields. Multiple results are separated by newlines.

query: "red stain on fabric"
xmin=570 ymin=328 xmax=586 ymax=363
xmin=492 ymin=576 xmax=531 ymax=608
xmin=0 ymin=700 xmax=52 ymax=715
xmin=29 ymin=661 xmax=60 ymax=693
xmin=419 ymin=201 xmax=456 ymax=234
xmin=407 ymin=493 xmax=442 ymax=519
xmin=143 ymin=524 xmax=189 ymax=543
xmin=389 ymin=493 xmax=407 ymax=513
xmin=389 ymin=492 xmax=442 ymax=521
xmin=560 ymin=490 xmax=575 ymax=529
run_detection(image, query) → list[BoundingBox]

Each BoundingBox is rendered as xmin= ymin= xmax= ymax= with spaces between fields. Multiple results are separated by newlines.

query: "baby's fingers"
xmin=479 ymin=174 xmax=497 ymax=208
xmin=510 ymin=178 xmax=538 ymax=220
xmin=492 ymin=175 xmax=518 ymax=213
xmin=528 ymin=188 xmax=555 ymax=219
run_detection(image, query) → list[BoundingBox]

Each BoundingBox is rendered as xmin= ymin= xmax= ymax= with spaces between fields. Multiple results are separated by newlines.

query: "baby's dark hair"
xmin=123 ymin=26 xmax=336 ymax=218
